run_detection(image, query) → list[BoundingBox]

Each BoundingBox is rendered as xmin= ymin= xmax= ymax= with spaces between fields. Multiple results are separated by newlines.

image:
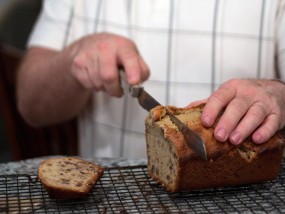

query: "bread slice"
xmin=38 ymin=157 xmax=104 ymax=199
xmin=145 ymin=104 xmax=285 ymax=192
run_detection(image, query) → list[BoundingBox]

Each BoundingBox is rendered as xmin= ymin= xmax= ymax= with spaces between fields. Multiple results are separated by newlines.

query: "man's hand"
xmin=17 ymin=32 xmax=150 ymax=127
xmin=68 ymin=33 xmax=150 ymax=96
xmin=197 ymin=79 xmax=285 ymax=145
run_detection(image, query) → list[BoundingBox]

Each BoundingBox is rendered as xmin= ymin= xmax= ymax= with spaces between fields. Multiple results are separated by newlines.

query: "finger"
xmin=85 ymin=53 xmax=104 ymax=91
xmin=252 ymin=114 xmax=280 ymax=144
xmin=229 ymin=102 xmax=268 ymax=145
xmin=139 ymin=56 xmax=150 ymax=82
xmin=202 ymin=82 xmax=236 ymax=127
xmin=185 ymin=98 xmax=208 ymax=108
xmin=118 ymin=45 xmax=142 ymax=85
xmin=99 ymin=50 xmax=123 ymax=97
xmin=214 ymin=97 xmax=250 ymax=142
xmin=72 ymin=55 xmax=94 ymax=89
xmin=75 ymin=68 xmax=94 ymax=89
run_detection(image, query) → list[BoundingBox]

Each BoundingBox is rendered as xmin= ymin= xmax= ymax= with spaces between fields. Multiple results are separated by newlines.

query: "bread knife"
xmin=119 ymin=69 xmax=207 ymax=160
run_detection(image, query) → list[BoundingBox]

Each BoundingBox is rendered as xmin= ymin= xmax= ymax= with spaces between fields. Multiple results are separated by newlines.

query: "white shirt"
xmin=28 ymin=0 xmax=285 ymax=158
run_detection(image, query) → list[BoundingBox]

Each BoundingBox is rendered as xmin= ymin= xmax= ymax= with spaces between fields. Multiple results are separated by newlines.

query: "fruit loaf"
xmin=38 ymin=157 xmax=104 ymax=199
xmin=145 ymin=104 xmax=285 ymax=192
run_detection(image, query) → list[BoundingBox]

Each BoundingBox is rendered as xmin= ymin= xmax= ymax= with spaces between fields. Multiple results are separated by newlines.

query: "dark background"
xmin=0 ymin=0 xmax=78 ymax=163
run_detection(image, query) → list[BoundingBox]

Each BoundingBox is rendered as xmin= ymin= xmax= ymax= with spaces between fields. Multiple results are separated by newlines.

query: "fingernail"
xmin=230 ymin=131 xmax=241 ymax=145
xmin=215 ymin=127 xmax=227 ymax=141
xmin=128 ymin=73 xmax=139 ymax=84
xmin=253 ymin=134 xmax=263 ymax=144
xmin=202 ymin=115 xmax=212 ymax=127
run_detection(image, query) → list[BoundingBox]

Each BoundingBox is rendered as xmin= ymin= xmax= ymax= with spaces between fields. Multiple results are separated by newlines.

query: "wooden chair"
xmin=0 ymin=0 xmax=78 ymax=160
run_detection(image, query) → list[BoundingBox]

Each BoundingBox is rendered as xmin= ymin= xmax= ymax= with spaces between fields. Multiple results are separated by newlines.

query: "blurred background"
xmin=0 ymin=0 xmax=78 ymax=163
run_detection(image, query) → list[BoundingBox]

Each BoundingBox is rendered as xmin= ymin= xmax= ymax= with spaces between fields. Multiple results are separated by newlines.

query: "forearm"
xmin=17 ymin=47 xmax=92 ymax=127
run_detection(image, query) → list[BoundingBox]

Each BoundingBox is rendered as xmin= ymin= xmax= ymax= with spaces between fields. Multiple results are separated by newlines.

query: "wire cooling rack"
xmin=0 ymin=164 xmax=285 ymax=213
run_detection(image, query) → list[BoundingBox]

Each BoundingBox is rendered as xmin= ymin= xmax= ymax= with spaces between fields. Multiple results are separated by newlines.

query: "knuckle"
xmin=73 ymin=54 xmax=86 ymax=69
xmin=121 ymin=48 xmax=139 ymax=60
xmin=230 ymin=99 xmax=248 ymax=114
xmin=249 ymin=103 xmax=268 ymax=120
xmin=101 ymin=72 xmax=116 ymax=83
xmin=97 ymin=42 xmax=109 ymax=52
xmin=120 ymin=37 xmax=136 ymax=47
xmin=226 ymin=78 xmax=240 ymax=86
xmin=211 ymin=90 xmax=229 ymax=103
xmin=250 ymin=109 xmax=265 ymax=121
xmin=218 ymin=80 xmax=236 ymax=93
xmin=115 ymin=36 xmax=131 ymax=47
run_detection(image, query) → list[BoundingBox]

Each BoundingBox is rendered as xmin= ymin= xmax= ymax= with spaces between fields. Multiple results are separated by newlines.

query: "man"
xmin=17 ymin=0 xmax=285 ymax=158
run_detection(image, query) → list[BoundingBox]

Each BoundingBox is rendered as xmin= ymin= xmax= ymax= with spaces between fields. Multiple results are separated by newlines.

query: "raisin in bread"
xmin=38 ymin=157 xmax=104 ymax=199
xmin=145 ymin=104 xmax=285 ymax=192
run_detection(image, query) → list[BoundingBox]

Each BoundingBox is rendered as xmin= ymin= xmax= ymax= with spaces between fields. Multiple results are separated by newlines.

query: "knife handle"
xmin=119 ymin=68 xmax=142 ymax=97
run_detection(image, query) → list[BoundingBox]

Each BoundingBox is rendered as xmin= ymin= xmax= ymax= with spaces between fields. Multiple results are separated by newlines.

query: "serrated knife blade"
xmin=119 ymin=69 xmax=207 ymax=160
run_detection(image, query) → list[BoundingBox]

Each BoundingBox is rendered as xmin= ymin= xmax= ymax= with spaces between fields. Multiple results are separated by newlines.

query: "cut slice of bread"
xmin=38 ymin=157 xmax=104 ymax=199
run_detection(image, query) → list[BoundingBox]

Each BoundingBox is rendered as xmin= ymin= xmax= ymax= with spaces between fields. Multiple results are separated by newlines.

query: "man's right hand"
xmin=17 ymin=32 xmax=150 ymax=127
xmin=68 ymin=33 xmax=150 ymax=97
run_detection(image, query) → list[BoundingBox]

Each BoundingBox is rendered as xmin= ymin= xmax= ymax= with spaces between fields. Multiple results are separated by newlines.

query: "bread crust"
xmin=38 ymin=157 xmax=104 ymax=199
xmin=146 ymin=104 xmax=285 ymax=192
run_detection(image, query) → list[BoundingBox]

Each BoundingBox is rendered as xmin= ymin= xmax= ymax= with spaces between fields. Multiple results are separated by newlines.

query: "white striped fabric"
xmin=28 ymin=0 xmax=285 ymax=158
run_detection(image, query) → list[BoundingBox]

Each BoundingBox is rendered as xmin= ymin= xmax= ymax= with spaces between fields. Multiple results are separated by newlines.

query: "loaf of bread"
xmin=38 ymin=157 xmax=104 ymax=199
xmin=145 ymin=104 xmax=285 ymax=192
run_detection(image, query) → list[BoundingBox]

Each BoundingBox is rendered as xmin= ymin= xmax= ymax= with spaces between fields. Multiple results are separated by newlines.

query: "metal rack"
xmin=0 ymin=164 xmax=285 ymax=213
